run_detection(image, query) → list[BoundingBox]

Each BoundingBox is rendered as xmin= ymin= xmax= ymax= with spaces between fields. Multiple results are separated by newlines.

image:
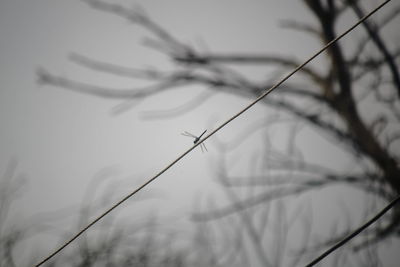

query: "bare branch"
xmin=280 ymin=20 xmax=321 ymax=37
xmin=82 ymin=0 xmax=191 ymax=58
xmin=175 ymin=53 xmax=327 ymax=86
xmin=140 ymin=89 xmax=215 ymax=119
xmin=348 ymin=0 xmax=400 ymax=96
xmin=351 ymin=4 xmax=400 ymax=67
xmin=37 ymin=68 xmax=184 ymax=99
xmin=69 ymin=53 xmax=164 ymax=80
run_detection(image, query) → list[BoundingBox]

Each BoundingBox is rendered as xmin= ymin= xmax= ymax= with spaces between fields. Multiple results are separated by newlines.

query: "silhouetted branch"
xmin=174 ymin=53 xmax=327 ymax=86
xmin=82 ymin=0 xmax=191 ymax=58
xmin=280 ymin=20 xmax=320 ymax=37
xmin=69 ymin=53 xmax=164 ymax=80
xmin=348 ymin=0 xmax=400 ymax=96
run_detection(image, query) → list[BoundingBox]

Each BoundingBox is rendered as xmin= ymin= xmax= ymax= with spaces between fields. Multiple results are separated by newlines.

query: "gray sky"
xmin=1 ymin=0 xmax=399 ymax=266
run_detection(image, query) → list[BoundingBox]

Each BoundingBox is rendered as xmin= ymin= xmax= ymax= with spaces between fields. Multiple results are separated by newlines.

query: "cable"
xmin=304 ymin=194 xmax=400 ymax=267
xmin=35 ymin=0 xmax=392 ymax=265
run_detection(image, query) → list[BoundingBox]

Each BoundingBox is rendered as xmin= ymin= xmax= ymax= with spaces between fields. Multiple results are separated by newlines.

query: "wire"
xmin=35 ymin=0 xmax=392 ymax=265
xmin=304 ymin=194 xmax=400 ymax=267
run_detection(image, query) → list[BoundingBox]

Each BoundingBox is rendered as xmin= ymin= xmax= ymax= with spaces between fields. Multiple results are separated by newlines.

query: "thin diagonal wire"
xmin=304 ymin=194 xmax=400 ymax=267
xmin=35 ymin=1 xmax=391 ymax=266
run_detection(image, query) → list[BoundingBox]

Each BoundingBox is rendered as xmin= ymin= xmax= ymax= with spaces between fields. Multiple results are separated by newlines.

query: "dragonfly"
xmin=181 ymin=130 xmax=208 ymax=152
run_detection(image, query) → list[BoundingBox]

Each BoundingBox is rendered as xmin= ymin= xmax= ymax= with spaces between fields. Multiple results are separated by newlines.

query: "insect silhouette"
xmin=181 ymin=130 xmax=208 ymax=152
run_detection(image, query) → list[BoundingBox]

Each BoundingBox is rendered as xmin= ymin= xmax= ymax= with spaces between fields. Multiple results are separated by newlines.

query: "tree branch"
xmin=348 ymin=0 xmax=400 ymax=96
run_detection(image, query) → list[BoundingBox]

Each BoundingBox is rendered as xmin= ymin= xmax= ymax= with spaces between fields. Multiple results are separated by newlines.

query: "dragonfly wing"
xmin=202 ymin=143 xmax=208 ymax=152
xmin=182 ymin=131 xmax=197 ymax=138
xmin=182 ymin=133 xmax=195 ymax=138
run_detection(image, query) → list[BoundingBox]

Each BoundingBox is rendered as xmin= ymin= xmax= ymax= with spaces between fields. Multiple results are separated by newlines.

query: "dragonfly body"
xmin=182 ymin=130 xmax=208 ymax=152
xmin=193 ymin=130 xmax=207 ymax=144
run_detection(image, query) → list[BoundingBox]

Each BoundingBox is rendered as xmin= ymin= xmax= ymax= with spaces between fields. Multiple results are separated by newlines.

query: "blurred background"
xmin=1 ymin=0 xmax=400 ymax=266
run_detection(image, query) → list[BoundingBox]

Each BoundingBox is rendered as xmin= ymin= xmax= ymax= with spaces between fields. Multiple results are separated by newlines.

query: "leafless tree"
xmin=38 ymin=0 xmax=400 ymax=265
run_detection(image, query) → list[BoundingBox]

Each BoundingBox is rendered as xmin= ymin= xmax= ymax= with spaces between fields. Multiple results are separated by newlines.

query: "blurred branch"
xmin=347 ymin=0 xmax=400 ymax=96
xmin=193 ymin=171 xmax=384 ymax=221
xmin=174 ymin=53 xmax=327 ymax=86
xmin=82 ymin=0 xmax=191 ymax=57
xmin=305 ymin=194 xmax=400 ymax=267
xmin=140 ymin=89 xmax=216 ymax=119
xmin=0 ymin=160 xmax=28 ymax=267
xmin=37 ymin=68 xmax=195 ymax=99
xmin=351 ymin=4 xmax=400 ymax=67
xmin=280 ymin=20 xmax=320 ymax=37
xmin=69 ymin=53 xmax=165 ymax=80
xmin=219 ymin=176 xmax=273 ymax=267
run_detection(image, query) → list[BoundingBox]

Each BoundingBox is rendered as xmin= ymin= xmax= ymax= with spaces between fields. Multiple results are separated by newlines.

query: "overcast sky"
xmin=1 ymin=0 xmax=399 ymax=266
